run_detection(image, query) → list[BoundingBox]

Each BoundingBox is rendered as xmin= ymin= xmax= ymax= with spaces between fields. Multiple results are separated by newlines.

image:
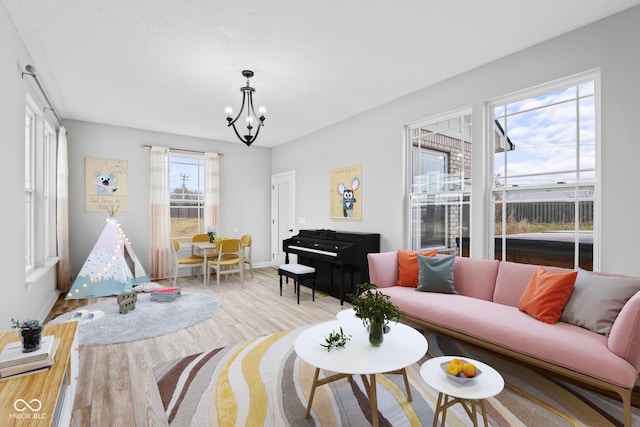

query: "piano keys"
xmin=282 ymin=229 xmax=380 ymax=304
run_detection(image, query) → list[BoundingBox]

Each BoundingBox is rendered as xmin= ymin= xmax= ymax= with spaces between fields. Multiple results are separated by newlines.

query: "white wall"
xmin=0 ymin=4 xmax=60 ymax=331
xmin=273 ymin=5 xmax=640 ymax=276
xmin=64 ymin=119 xmax=272 ymax=278
xmin=3 ymin=3 xmax=640 ymax=331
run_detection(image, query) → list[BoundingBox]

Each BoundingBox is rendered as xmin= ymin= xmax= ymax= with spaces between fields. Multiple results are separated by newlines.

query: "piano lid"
xmin=292 ymin=229 xmax=379 ymax=241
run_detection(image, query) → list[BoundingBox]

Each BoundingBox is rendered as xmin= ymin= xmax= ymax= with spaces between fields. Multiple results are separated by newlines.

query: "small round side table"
xmin=420 ymin=356 xmax=504 ymax=427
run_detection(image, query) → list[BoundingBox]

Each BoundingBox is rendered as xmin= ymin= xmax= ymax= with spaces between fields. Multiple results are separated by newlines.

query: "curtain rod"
xmin=21 ymin=65 xmax=63 ymax=127
xmin=141 ymin=144 xmax=223 ymax=156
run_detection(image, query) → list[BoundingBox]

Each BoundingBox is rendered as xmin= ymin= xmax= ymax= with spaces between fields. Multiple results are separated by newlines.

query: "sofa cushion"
xmin=416 ymin=254 xmax=457 ymax=294
xmin=396 ymin=250 xmax=438 ymax=287
xmin=493 ymin=261 xmax=573 ymax=307
xmin=518 ymin=266 xmax=577 ymax=324
xmin=452 ymin=257 xmax=499 ymax=301
xmin=380 ymin=286 xmax=638 ymax=389
xmin=561 ymin=269 xmax=640 ymax=336
xmin=368 ymin=252 xmax=399 ymax=288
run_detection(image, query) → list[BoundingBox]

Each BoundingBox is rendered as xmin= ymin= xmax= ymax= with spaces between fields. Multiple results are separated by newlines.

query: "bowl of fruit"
xmin=440 ymin=358 xmax=482 ymax=384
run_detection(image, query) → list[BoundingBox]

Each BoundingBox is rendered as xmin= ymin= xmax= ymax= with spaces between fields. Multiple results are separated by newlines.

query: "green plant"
xmin=11 ymin=318 xmax=42 ymax=330
xmin=348 ymin=282 xmax=405 ymax=328
xmin=320 ymin=327 xmax=351 ymax=352
xmin=207 ymin=227 xmax=216 ymax=240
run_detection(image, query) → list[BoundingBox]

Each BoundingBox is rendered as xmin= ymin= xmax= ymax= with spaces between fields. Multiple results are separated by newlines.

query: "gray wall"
xmin=273 ymin=5 xmax=640 ymax=276
xmin=64 ymin=119 xmax=272 ymax=277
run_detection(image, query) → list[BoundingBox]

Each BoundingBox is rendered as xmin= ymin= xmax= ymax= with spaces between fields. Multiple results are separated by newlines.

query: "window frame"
xmin=405 ymin=108 xmax=472 ymax=255
xmin=168 ymin=152 xmax=206 ymax=243
xmin=24 ymin=104 xmax=35 ymax=273
xmin=24 ymin=92 xmax=60 ymax=286
xmin=487 ymin=70 xmax=600 ymax=270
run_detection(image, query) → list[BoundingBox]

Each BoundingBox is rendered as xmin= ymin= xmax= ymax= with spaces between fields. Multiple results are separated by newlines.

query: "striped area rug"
xmin=153 ymin=326 xmax=639 ymax=426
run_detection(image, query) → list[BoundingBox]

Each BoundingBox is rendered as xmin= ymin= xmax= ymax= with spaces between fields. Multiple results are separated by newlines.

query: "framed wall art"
xmin=330 ymin=163 xmax=361 ymax=220
xmin=85 ymin=157 xmax=129 ymax=212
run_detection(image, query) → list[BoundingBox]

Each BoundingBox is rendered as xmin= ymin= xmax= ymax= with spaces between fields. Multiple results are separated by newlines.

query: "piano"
xmin=282 ymin=229 xmax=380 ymax=304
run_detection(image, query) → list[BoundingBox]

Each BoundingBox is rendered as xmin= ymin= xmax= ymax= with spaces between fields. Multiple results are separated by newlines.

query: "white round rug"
xmin=49 ymin=292 xmax=220 ymax=346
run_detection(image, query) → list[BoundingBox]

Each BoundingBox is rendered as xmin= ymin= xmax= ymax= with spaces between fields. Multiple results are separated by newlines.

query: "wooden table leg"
xmin=383 ymin=368 xmax=412 ymax=401
xmin=471 ymin=400 xmax=479 ymax=427
xmin=203 ymin=250 xmax=208 ymax=286
xmin=360 ymin=374 xmax=379 ymax=427
xmin=433 ymin=393 xmax=487 ymax=427
xmin=480 ymin=399 xmax=488 ymax=427
xmin=305 ymin=367 xmax=321 ymax=418
xmin=402 ymin=368 xmax=412 ymax=402
xmin=370 ymin=373 xmax=378 ymax=427
xmin=305 ymin=368 xmax=352 ymax=419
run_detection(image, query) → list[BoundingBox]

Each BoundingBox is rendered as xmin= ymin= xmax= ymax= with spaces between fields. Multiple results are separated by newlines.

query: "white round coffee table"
xmin=420 ymin=356 xmax=504 ymax=427
xmin=335 ymin=308 xmax=361 ymax=324
xmin=295 ymin=319 xmax=427 ymax=427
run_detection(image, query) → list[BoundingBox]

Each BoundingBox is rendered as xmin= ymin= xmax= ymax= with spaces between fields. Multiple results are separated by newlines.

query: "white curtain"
xmin=204 ymin=152 xmax=220 ymax=232
xmin=56 ymin=127 xmax=71 ymax=291
xmin=149 ymin=146 xmax=171 ymax=279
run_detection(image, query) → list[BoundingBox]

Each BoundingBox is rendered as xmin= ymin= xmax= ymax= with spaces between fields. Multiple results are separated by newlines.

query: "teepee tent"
xmin=66 ymin=217 xmax=150 ymax=299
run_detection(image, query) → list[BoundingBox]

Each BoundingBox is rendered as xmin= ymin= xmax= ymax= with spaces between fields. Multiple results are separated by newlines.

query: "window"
xmin=169 ymin=154 xmax=205 ymax=243
xmin=24 ymin=97 xmax=58 ymax=278
xmin=25 ymin=105 xmax=35 ymax=272
xmin=407 ymin=110 xmax=472 ymax=255
xmin=490 ymin=73 xmax=598 ymax=270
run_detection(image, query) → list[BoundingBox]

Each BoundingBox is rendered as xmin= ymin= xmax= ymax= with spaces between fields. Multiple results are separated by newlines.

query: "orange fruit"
xmin=462 ymin=362 xmax=476 ymax=378
xmin=446 ymin=362 xmax=461 ymax=376
xmin=447 ymin=358 xmax=464 ymax=375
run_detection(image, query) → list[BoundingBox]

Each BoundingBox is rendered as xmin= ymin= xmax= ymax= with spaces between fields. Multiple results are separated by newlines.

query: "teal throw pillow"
xmin=416 ymin=254 xmax=457 ymax=294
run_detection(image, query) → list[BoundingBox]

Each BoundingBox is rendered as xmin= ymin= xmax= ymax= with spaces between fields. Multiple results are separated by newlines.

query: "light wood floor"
xmin=46 ymin=267 xmax=347 ymax=427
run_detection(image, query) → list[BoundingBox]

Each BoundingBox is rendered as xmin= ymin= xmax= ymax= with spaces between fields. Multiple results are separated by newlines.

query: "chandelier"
xmin=225 ymin=70 xmax=266 ymax=147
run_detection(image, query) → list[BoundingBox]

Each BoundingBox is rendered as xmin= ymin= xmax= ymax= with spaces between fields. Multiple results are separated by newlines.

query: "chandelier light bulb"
xmin=258 ymin=106 xmax=266 ymax=116
xmin=225 ymin=107 xmax=233 ymax=117
xmin=246 ymin=116 xmax=254 ymax=125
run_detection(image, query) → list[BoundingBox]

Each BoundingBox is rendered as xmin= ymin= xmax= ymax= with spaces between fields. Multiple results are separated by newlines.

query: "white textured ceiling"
xmin=3 ymin=0 xmax=640 ymax=147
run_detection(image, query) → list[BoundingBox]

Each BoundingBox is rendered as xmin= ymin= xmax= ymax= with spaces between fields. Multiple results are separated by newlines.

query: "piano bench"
xmin=278 ymin=264 xmax=316 ymax=304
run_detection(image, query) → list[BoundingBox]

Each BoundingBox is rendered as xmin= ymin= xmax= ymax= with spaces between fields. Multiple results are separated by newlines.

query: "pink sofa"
xmin=368 ymin=252 xmax=640 ymax=426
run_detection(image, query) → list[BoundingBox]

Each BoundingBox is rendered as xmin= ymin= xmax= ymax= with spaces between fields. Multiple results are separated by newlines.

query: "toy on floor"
xmin=117 ymin=291 xmax=137 ymax=314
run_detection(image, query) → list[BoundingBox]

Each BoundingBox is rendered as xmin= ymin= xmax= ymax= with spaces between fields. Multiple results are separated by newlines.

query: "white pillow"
xmin=561 ymin=269 xmax=640 ymax=336
xmin=133 ymin=282 xmax=164 ymax=292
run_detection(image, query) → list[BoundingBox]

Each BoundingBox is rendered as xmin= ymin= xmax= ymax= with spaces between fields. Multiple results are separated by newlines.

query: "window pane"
xmin=491 ymin=75 xmax=597 ymax=270
xmin=169 ymin=155 xmax=205 ymax=242
xmin=408 ymin=110 xmax=471 ymax=255
xmin=578 ymin=186 xmax=595 ymax=270
xmin=501 ymin=101 xmax=578 ymax=186
xmin=493 ymin=82 xmax=595 ymax=188
xmin=579 ymin=96 xmax=596 ymax=173
xmin=410 ymin=192 xmax=469 ymax=254
xmin=24 ymin=107 xmax=35 ymax=271
xmin=506 ymin=86 xmax=576 ymax=115
xmin=493 ymin=186 xmax=594 ymax=269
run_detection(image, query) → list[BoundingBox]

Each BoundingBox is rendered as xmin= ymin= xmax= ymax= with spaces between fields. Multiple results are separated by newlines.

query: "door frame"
xmin=271 ymin=170 xmax=296 ymax=266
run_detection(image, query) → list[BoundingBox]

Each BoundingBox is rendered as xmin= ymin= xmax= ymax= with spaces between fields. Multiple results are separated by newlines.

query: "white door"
xmin=271 ymin=171 xmax=296 ymax=266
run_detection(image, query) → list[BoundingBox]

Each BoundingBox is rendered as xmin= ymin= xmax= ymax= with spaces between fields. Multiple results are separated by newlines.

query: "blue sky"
xmin=494 ymin=81 xmax=595 ymax=187
xmin=169 ymin=156 xmax=204 ymax=193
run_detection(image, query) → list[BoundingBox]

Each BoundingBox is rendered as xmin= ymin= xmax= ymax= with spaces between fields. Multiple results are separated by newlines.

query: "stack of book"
xmin=150 ymin=287 xmax=182 ymax=302
xmin=0 ymin=335 xmax=60 ymax=380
